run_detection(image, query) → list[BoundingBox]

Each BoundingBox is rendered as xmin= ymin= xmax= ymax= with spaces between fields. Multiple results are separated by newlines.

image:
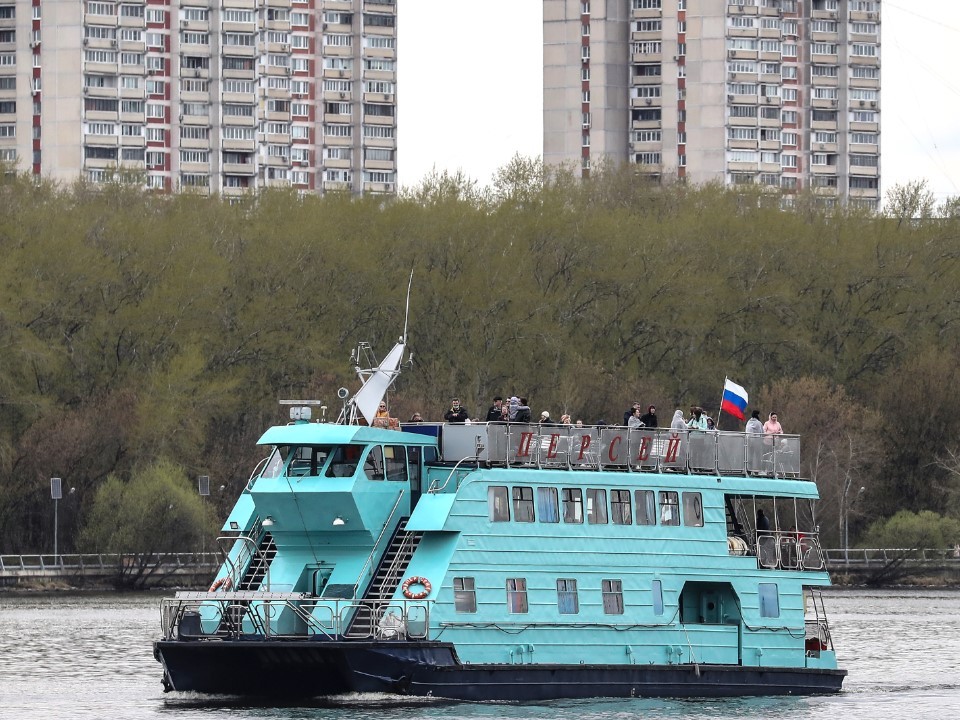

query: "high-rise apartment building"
xmin=0 ymin=0 xmax=396 ymax=196
xmin=544 ymin=0 xmax=881 ymax=208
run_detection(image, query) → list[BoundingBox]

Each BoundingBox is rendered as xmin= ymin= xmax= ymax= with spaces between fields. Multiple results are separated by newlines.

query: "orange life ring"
xmin=401 ymin=575 xmax=431 ymax=600
xmin=209 ymin=576 xmax=233 ymax=592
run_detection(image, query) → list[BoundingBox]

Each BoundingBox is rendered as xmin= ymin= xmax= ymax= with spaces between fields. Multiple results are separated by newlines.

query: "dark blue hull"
xmin=154 ymin=640 xmax=846 ymax=700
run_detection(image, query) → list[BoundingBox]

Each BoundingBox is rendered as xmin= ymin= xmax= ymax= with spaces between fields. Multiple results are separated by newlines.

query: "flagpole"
xmin=717 ymin=376 xmax=727 ymax=426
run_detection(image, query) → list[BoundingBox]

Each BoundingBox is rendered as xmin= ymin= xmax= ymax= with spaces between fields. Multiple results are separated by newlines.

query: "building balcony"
xmin=323 ymin=134 xmax=352 ymax=146
xmin=223 ymin=115 xmax=256 ymax=127
xmin=727 ymin=139 xmax=758 ymax=151
xmin=726 ymin=28 xmax=759 ymax=40
xmin=632 ymin=51 xmax=663 ymax=64
xmin=849 ymin=121 xmax=879 ymax=132
xmin=631 ymin=96 xmax=662 ymax=109
xmin=180 ymin=115 xmax=210 ymax=126
xmin=120 ymin=136 xmax=146 ymax=148
xmin=222 ymin=139 xmax=255 ymax=152
xmin=181 ymin=137 xmax=210 ymax=150
xmin=848 ymin=186 xmax=880 ymax=199
xmin=222 ymin=162 xmax=256 ymax=175
xmin=223 ymin=0 xmax=256 ymax=9
xmin=84 ymin=135 xmax=119 ymax=147
xmin=850 ymin=142 xmax=880 ymax=154
xmin=363 ymin=159 xmax=395 ymax=172
xmin=363 ymin=181 xmax=395 ymax=194
xmin=850 ymin=165 xmax=879 ymax=177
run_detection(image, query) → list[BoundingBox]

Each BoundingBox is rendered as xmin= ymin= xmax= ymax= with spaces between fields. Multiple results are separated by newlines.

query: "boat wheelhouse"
xmin=154 ymin=342 xmax=845 ymax=700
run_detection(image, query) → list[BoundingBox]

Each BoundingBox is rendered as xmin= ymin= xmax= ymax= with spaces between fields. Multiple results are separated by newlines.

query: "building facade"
xmin=0 ymin=0 xmax=396 ymax=197
xmin=544 ymin=0 xmax=881 ymax=208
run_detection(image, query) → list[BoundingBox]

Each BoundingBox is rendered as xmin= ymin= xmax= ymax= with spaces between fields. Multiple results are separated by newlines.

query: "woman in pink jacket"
xmin=763 ymin=412 xmax=783 ymax=436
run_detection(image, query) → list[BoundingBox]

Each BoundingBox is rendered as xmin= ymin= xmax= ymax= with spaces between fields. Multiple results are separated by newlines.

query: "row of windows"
xmin=487 ymin=486 xmax=703 ymax=528
xmin=453 ymin=577 xmax=782 ymax=619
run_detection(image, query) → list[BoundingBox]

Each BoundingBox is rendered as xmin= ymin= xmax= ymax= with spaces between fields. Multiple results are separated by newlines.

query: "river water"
xmin=0 ymin=589 xmax=957 ymax=719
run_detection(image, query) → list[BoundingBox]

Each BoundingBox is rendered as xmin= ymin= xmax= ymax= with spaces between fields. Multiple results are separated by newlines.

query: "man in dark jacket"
xmin=515 ymin=397 xmax=532 ymax=423
xmin=444 ymin=398 xmax=470 ymax=423
xmin=639 ymin=405 xmax=658 ymax=428
xmin=485 ymin=396 xmax=504 ymax=422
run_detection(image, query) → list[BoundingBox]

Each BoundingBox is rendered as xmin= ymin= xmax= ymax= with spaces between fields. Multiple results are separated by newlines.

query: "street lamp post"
xmin=198 ymin=475 xmax=210 ymax=560
xmin=51 ymin=478 xmax=61 ymax=565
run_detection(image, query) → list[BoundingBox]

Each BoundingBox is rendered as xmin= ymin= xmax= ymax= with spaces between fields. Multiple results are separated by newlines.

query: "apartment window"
xmin=85 ymin=146 xmax=118 ymax=160
xmin=562 ymin=488 xmax=584 ymax=524
xmin=146 ymin=127 xmax=165 ymax=142
xmin=488 ymin=486 xmax=510 ymax=522
xmin=363 ymin=125 xmax=394 ymax=139
xmin=223 ymin=33 xmax=255 ymax=47
xmin=121 ymin=124 xmax=143 ymax=137
xmin=728 ymin=127 xmax=758 ymax=141
xmin=84 ymin=50 xmax=117 ymax=64
xmin=363 ymin=80 xmax=395 ymax=95
xmin=611 ymin=490 xmax=632 ymax=525
xmin=537 ymin=487 xmax=559 ymax=523
xmin=86 ymin=2 xmax=115 ymax=16
xmin=222 ymin=126 xmax=253 ymax=140
xmin=782 ymin=110 xmax=798 ymax=124
xmin=0 ymin=77 xmax=14 ymax=90
xmin=728 ymin=83 xmax=758 ymax=96
xmin=760 ymin=128 xmax=780 ymax=142
xmin=223 ymin=104 xmax=253 ymax=117
xmin=119 ymin=4 xmax=144 ymax=18
xmin=634 ymin=20 xmax=661 ymax=32
xmin=364 ymin=36 xmax=395 ymax=49
xmin=512 ymin=486 xmax=535 ymax=523
xmin=454 ymin=577 xmax=476 ymax=613
xmin=730 ymin=150 xmax=758 ymax=163
xmin=850 ymin=88 xmax=878 ymax=101
xmin=180 ymin=150 xmax=209 ymax=164
xmin=852 ymin=65 xmax=879 ymax=80
xmin=781 ymin=154 xmax=798 ymax=168
xmin=632 ymin=0 xmax=662 ymax=8
xmin=324 ymin=169 xmax=351 ymax=183
xmin=759 ymin=173 xmax=779 ymax=186
xmin=632 ymin=130 xmax=661 ymax=143
xmin=581 ymin=22 xmax=590 ymax=36
xmin=323 ymin=58 xmax=353 ymax=71
xmin=0 ymin=101 xmax=15 ymax=115
xmin=730 ymin=105 xmax=758 ymax=119
xmin=0 ymin=124 xmax=16 ymax=138
xmin=324 ymin=33 xmax=353 ymax=47
xmin=782 ymin=131 xmax=797 ymax=146
xmin=759 ymin=583 xmax=780 ymax=618
xmin=635 ymin=152 xmax=661 ymax=165
xmin=782 ymin=66 xmax=798 ymax=80
xmin=323 ymin=11 xmax=353 ymax=24
xmin=587 ymin=488 xmax=608 ymax=524
xmin=812 ymin=64 xmax=839 ymax=78
xmin=811 ymin=20 xmax=838 ymax=33
xmin=324 ymin=147 xmax=351 ymax=161
xmin=811 ymin=43 xmax=838 ymax=55
xmin=631 ymin=41 xmax=662 ymax=55
xmin=323 ymin=124 xmax=353 ymax=137
xmin=850 ymin=154 xmax=879 ymax=167
xmin=814 ymin=131 xmax=837 ymax=144
xmin=850 ymin=176 xmax=878 ymax=190
xmin=506 ymin=579 xmax=528 ymax=613
xmin=602 ymin=580 xmax=624 ymax=614
xmin=181 ymin=126 xmax=209 ymax=140
xmin=86 ymin=122 xmax=116 ymax=135
xmin=557 ymin=579 xmax=579 ymax=614
xmin=851 ymin=132 xmax=878 ymax=145
xmin=782 ymin=88 xmax=797 ymax=102
xmin=682 ymin=492 xmax=704 ymax=527
xmin=291 ymin=103 xmax=310 ymax=117
xmin=0 ymin=6 xmax=14 ymax=19
xmin=364 ymin=171 xmax=394 ymax=185
xmin=851 ymin=44 xmax=877 ymax=57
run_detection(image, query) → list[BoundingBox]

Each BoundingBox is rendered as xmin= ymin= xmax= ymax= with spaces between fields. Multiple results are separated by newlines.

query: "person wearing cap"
xmin=486 ymin=396 xmax=504 ymax=422
xmin=539 ymin=410 xmax=554 ymax=426
xmin=444 ymin=398 xmax=470 ymax=423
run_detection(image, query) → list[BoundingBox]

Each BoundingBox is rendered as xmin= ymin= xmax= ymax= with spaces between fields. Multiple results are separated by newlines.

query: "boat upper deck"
xmin=415 ymin=423 xmax=802 ymax=480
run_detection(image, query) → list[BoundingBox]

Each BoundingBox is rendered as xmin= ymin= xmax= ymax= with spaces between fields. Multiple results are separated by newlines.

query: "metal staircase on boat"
xmin=216 ymin=531 xmax=277 ymax=636
xmin=347 ymin=517 xmax=422 ymax=637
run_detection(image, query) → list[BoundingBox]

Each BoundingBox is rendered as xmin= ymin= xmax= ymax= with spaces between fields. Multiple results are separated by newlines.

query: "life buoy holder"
xmin=209 ymin=576 xmax=233 ymax=592
xmin=401 ymin=575 xmax=431 ymax=600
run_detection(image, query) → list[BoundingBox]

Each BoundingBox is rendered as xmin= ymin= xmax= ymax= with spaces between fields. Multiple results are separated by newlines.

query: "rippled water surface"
xmin=0 ymin=589 xmax=957 ymax=719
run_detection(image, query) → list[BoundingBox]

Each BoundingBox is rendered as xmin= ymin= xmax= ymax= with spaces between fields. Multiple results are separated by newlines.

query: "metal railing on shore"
xmin=0 ymin=552 xmax=220 ymax=579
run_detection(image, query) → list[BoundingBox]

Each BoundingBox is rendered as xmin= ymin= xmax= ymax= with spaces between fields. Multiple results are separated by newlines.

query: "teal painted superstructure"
xmin=158 ymin=416 xmax=844 ymax=698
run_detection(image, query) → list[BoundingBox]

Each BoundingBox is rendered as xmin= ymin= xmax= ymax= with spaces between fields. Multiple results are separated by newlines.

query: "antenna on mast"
xmin=402 ymin=267 xmax=414 ymax=347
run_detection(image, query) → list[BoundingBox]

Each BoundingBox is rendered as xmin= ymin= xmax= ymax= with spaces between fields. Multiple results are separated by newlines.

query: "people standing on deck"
xmin=687 ymin=407 xmax=708 ymax=430
xmin=515 ymin=398 xmax=532 ymax=423
xmin=756 ymin=509 xmax=770 ymax=532
xmin=508 ymin=396 xmax=520 ymax=421
xmin=500 ymin=403 xmax=510 ymax=422
xmin=486 ymin=396 xmax=504 ymax=422
xmin=539 ymin=410 xmax=553 ymax=425
xmin=706 ymin=416 xmax=716 ymax=430
xmin=560 ymin=414 xmax=572 ymax=425
xmin=746 ymin=410 xmax=764 ymax=474
xmin=444 ymin=398 xmax=470 ymax=423
xmin=623 ymin=402 xmax=641 ymax=426
xmin=639 ymin=405 xmax=658 ymax=428
xmin=763 ymin=412 xmax=783 ymax=436
xmin=671 ymin=410 xmax=687 ymax=431
xmin=628 ymin=406 xmax=645 ymax=429
xmin=372 ymin=402 xmax=391 ymax=428
xmin=575 ymin=419 xmax=584 ymax=428
xmin=409 ymin=412 xmax=423 ymax=423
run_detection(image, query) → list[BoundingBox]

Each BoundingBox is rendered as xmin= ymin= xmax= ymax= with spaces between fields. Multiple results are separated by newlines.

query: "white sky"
xmin=398 ymin=1 xmax=960 ymax=204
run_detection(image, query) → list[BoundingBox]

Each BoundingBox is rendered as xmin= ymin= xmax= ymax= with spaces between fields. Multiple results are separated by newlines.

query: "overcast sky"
xmin=398 ymin=1 xmax=960 ymax=205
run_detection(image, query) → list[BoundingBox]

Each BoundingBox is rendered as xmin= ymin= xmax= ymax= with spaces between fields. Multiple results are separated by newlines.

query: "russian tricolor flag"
xmin=721 ymin=378 xmax=749 ymax=421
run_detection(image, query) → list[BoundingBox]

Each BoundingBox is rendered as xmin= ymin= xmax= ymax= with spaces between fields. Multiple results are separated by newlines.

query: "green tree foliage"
xmin=78 ymin=459 xmax=208 ymax=587
xmin=0 ymin=166 xmax=958 ymax=553
xmin=860 ymin=510 xmax=960 ymax=550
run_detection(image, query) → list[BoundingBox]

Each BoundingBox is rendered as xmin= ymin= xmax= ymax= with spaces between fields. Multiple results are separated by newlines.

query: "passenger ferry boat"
xmin=154 ymin=335 xmax=846 ymax=700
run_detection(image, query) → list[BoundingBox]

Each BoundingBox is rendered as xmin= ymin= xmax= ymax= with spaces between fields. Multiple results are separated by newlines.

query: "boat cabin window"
xmin=261 ymin=446 xmax=289 ymax=479
xmin=454 ymin=577 xmax=476 ymax=613
xmin=384 ymin=445 xmax=408 ymax=481
xmin=325 ymin=445 xmax=364 ymax=478
xmin=652 ymin=579 xmax=664 ymax=615
xmin=506 ymin=578 xmax=528 ymax=613
xmin=512 ymin=486 xmax=535 ymax=522
xmin=683 ymin=492 xmax=704 ymax=527
xmin=660 ymin=491 xmax=680 ymax=526
xmin=287 ymin=445 xmax=334 ymax=477
xmin=488 ymin=486 xmax=510 ymax=522
xmin=537 ymin=487 xmax=560 ymax=523
xmin=602 ymin=579 xmax=624 ymax=615
xmin=587 ymin=488 xmax=608 ymax=524
xmin=635 ymin=490 xmax=656 ymax=525
xmin=562 ymin=488 xmax=584 ymax=523
xmin=363 ymin=445 xmax=385 ymax=481
xmin=759 ymin=582 xmax=780 ymax=618
xmin=611 ymin=489 xmax=632 ymax=525
xmin=557 ymin=579 xmax=579 ymax=614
